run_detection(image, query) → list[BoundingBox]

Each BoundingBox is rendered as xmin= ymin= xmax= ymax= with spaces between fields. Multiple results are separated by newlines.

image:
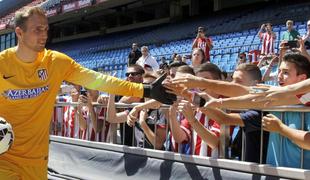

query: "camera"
xmin=80 ymin=89 xmax=87 ymax=96
xmin=192 ymin=92 xmax=206 ymax=107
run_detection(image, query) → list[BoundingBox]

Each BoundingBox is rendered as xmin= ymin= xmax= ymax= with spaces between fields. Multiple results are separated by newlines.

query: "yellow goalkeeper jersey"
xmin=0 ymin=47 xmax=143 ymax=166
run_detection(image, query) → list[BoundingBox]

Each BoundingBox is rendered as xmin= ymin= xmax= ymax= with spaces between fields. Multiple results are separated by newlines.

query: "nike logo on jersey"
xmin=3 ymin=75 xmax=15 ymax=79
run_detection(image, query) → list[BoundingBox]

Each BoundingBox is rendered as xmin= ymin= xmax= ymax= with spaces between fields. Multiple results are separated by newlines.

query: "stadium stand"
xmin=36 ymin=1 xmax=309 ymax=76
xmin=6 ymin=0 xmax=301 ymax=79
xmin=0 ymin=0 xmax=44 ymax=30
xmin=48 ymin=21 xmax=306 ymax=76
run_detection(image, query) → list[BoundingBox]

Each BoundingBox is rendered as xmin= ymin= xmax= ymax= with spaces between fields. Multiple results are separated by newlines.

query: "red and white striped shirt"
xmin=297 ymin=93 xmax=310 ymax=106
xmin=63 ymin=105 xmax=80 ymax=138
xmin=170 ymin=113 xmax=191 ymax=154
xmin=80 ymin=106 xmax=110 ymax=142
xmin=52 ymin=95 xmax=70 ymax=136
xmin=192 ymin=111 xmax=220 ymax=157
xmin=259 ymin=32 xmax=276 ymax=55
xmin=170 ymin=111 xmax=220 ymax=157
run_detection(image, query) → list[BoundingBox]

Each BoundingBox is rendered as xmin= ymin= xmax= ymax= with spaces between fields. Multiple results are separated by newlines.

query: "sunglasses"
xmin=125 ymin=72 xmax=142 ymax=77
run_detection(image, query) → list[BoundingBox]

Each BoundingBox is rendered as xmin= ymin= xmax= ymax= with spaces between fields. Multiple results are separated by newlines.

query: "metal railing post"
xmin=260 ymin=111 xmax=264 ymax=164
xmin=301 ymin=112 xmax=305 ymax=169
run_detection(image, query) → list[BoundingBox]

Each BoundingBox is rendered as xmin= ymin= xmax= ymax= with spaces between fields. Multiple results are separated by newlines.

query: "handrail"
xmin=55 ymin=102 xmax=310 ymax=112
xmin=52 ymin=102 xmax=310 ymax=173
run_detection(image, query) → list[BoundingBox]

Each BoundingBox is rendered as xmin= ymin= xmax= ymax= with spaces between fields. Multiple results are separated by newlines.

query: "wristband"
xmin=219 ymin=98 xmax=223 ymax=106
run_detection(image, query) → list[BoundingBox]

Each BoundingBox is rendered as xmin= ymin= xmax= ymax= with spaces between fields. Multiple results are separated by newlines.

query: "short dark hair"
xmin=282 ymin=53 xmax=310 ymax=78
xmin=265 ymin=23 xmax=272 ymax=26
xmin=198 ymin=26 xmax=205 ymax=32
xmin=195 ymin=63 xmax=222 ymax=80
xmin=159 ymin=62 xmax=169 ymax=69
xmin=128 ymin=64 xmax=145 ymax=74
xmin=169 ymin=61 xmax=187 ymax=69
xmin=177 ymin=65 xmax=195 ymax=75
xmin=235 ymin=63 xmax=262 ymax=82
xmin=14 ymin=6 xmax=46 ymax=30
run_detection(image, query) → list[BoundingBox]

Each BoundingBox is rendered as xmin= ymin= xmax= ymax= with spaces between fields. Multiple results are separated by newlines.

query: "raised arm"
xmin=139 ymin=110 xmax=166 ymax=149
xmin=127 ymin=99 xmax=162 ymax=126
xmin=262 ymin=114 xmax=310 ymax=150
xmin=106 ymin=94 xmax=128 ymax=124
xmin=168 ymin=104 xmax=189 ymax=143
xmin=59 ymin=52 xmax=175 ymax=104
xmin=252 ymin=83 xmax=309 ymax=106
xmin=169 ymin=74 xmax=250 ymax=97
xmin=262 ymin=56 xmax=279 ymax=82
xmin=177 ymin=100 xmax=219 ymax=149
xmin=87 ymin=96 xmax=99 ymax=133
xmin=200 ymin=108 xmax=244 ymax=127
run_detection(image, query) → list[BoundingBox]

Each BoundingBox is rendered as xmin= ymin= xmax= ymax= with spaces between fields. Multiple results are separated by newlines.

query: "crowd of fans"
xmin=52 ymin=19 xmax=310 ymax=170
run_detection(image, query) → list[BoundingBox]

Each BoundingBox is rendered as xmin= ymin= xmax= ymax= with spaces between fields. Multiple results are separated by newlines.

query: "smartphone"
xmin=80 ymin=90 xmax=87 ymax=96
xmin=192 ymin=93 xmax=206 ymax=107
xmin=285 ymin=40 xmax=298 ymax=48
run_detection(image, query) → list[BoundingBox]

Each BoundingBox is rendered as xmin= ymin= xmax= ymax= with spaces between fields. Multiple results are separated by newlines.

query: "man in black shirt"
xmin=128 ymin=43 xmax=142 ymax=66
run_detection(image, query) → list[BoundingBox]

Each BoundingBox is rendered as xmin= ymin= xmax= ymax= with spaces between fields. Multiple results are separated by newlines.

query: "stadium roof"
xmin=0 ymin=0 xmax=32 ymax=18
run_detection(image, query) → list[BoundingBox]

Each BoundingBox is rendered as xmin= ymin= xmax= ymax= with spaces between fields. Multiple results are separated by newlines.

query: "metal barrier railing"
xmin=51 ymin=102 xmax=310 ymax=169
xmin=50 ymin=135 xmax=310 ymax=180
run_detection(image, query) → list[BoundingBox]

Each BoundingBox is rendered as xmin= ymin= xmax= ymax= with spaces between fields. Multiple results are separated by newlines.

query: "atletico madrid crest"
xmin=38 ymin=69 xmax=48 ymax=81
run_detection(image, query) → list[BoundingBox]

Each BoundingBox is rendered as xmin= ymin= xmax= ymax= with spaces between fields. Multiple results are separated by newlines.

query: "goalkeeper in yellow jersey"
xmin=0 ymin=6 xmax=175 ymax=180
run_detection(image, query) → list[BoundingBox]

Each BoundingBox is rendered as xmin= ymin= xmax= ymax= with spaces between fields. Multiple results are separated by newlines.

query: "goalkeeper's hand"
xmin=143 ymin=73 xmax=176 ymax=105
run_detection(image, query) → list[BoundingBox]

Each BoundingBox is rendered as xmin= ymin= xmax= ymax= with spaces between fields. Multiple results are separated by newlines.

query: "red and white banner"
xmin=62 ymin=2 xmax=77 ymax=13
xmin=78 ymin=0 xmax=92 ymax=8
xmin=46 ymin=8 xmax=58 ymax=17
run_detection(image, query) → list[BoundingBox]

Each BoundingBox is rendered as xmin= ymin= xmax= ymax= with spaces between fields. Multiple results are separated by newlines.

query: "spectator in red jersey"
xmin=192 ymin=26 xmax=213 ymax=62
xmin=77 ymin=89 xmax=101 ymax=141
xmin=62 ymin=85 xmax=81 ymax=138
xmin=258 ymin=23 xmax=276 ymax=55
xmin=169 ymin=63 xmax=221 ymax=157
xmin=53 ymin=82 xmax=74 ymax=136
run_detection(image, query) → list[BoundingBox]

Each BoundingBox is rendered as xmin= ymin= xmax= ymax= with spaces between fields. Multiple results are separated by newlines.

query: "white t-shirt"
xmin=136 ymin=55 xmax=159 ymax=70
